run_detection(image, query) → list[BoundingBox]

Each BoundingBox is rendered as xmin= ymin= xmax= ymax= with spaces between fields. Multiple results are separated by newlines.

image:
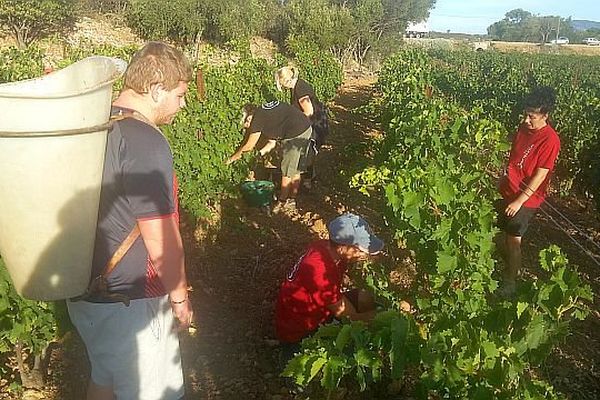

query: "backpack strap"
xmin=102 ymin=224 xmax=141 ymax=278
xmin=70 ymin=224 xmax=140 ymax=306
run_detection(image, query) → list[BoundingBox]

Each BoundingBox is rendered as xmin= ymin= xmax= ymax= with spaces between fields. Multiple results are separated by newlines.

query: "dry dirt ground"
xmin=2 ymin=17 xmax=599 ymax=400
xmin=32 ymin=77 xmax=390 ymax=400
xmin=490 ymin=41 xmax=600 ymax=56
xmin=7 ymin=75 xmax=597 ymax=400
xmin=406 ymin=37 xmax=600 ymax=56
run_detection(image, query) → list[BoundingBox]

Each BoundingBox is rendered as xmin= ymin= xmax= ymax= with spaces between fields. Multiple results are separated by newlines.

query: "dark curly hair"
xmin=523 ymin=86 xmax=556 ymax=114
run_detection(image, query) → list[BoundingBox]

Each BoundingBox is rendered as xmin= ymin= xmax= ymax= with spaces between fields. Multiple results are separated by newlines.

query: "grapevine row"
xmin=287 ymin=49 xmax=593 ymax=399
xmin=0 ymin=43 xmax=342 ymax=391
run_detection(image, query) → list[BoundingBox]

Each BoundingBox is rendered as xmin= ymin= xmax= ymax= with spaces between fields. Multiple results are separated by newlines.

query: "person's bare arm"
xmin=258 ymin=139 xmax=277 ymax=156
xmin=505 ymin=167 xmax=550 ymax=217
xmin=327 ymin=295 xmax=375 ymax=322
xmin=227 ymin=131 xmax=262 ymax=164
xmin=138 ymin=215 xmax=193 ymax=330
xmin=298 ymin=96 xmax=314 ymax=117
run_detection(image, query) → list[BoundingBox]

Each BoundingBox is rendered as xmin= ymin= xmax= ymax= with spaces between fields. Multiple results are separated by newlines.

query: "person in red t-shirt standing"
xmin=497 ymin=86 xmax=561 ymax=296
xmin=275 ymin=213 xmax=384 ymax=361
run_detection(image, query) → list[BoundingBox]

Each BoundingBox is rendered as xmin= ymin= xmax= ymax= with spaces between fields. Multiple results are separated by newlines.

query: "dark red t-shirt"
xmin=275 ymin=240 xmax=346 ymax=343
xmin=499 ymin=124 xmax=560 ymax=208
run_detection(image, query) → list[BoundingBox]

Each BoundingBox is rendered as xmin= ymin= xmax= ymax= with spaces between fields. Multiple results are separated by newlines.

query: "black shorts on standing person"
xmin=494 ymin=198 xmax=537 ymax=237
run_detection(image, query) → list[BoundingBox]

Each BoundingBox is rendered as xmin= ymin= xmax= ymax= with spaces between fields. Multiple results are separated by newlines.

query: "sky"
xmin=427 ymin=0 xmax=600 ymax=34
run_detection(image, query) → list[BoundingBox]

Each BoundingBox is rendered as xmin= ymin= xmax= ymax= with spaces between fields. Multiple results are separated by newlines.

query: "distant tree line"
xmin=487 ymin=9 xmax=600 ymax=43
xmin=122 ymin=0 xmax=436 ymax=64
xmin=0 ymin=0 xmax=436 ymax=64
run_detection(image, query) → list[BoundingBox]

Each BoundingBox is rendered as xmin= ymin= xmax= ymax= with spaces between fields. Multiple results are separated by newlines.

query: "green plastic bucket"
xmin=240 ymin=180 xmax=275 ymax=207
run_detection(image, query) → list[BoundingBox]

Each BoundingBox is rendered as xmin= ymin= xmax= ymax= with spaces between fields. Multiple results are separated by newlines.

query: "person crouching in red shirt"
xmin=497 ymin=86 xmax=561 ymax=297
xmin=275 ymin=213 xmax=383 ymax=362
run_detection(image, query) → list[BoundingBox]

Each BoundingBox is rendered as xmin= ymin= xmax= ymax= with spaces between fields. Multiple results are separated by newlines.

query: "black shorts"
xmin=495 ymin=199 xmax=537 ymax=237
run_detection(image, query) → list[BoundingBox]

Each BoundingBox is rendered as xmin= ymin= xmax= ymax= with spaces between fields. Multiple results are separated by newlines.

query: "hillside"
xmin=572 ymin=19 xmax=600 ymax=31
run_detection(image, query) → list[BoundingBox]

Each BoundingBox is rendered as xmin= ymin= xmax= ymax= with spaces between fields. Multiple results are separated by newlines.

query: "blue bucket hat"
xmin=327 ymin=213 xmax=384 ymax=255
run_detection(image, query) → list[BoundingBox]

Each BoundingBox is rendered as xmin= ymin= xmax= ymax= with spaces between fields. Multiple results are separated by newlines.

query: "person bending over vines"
xmin=275 ymin=213 xmax=384 ymax=365
xmin=227 ymin=101 xmax=312 ymax=213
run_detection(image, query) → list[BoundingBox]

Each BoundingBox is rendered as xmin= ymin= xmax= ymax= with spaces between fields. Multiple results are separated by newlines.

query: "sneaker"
xmin=273 ymin=199 xmax=296 ymax=214
xmin=271 ymin=201 xmax=284 ymax=214
xmin=283 ymin=198 xmax=297 ymax=212
xmin=272 ymin=198 xmax=296 ymax=214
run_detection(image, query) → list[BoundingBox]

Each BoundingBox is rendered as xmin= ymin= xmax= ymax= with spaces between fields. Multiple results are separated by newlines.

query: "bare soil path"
xmin=32 ymin=77 xmax=381 ymax=400
xmin=174 ymin=76 xmax=388 ymax=400
xmin=17 ymin=76 xmax=600 ymax=400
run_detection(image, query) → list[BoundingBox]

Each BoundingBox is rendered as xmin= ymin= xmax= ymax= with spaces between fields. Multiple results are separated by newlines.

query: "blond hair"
xmin=123 ymin=41 xmax=192 ymax=93
xmin=274 ymin=66 xmax=299 ymax=91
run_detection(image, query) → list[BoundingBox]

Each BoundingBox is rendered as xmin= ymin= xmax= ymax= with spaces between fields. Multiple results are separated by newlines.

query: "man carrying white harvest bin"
xmin=68 ymin=42 xmax=194 ymax=400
